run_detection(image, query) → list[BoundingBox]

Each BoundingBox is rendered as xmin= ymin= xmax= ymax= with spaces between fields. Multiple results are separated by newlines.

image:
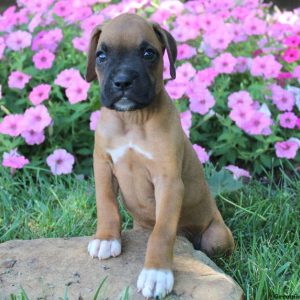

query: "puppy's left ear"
xmin=152 ymin=23 xmax=177 ymax=79
xmin=85 ymin=25 xmax=102 ymax=82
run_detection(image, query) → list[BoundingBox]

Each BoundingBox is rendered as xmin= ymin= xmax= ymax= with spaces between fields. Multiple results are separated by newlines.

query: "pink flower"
xmin=177 ymin=44 xmax=197 ymax=60
xmin=217 ymin=10 xmax=231 ymax=21
xmin=279 ymin=112 xmax=298 ymax=129
xmin=80 ymin=14 xmax=105 ymax=35
xmin=180 ymin=110 xmax=192 ymax=137
xmin=252 ymin=49 xmax=263 ymax=58
xmin=176 ymin=62 xmax=196 ymax=83
xmin=14 ymin=9 xmax=29 ymax=26
xmin=42 ymin=28 xmax=63 ymax=48
xmin=200 ymin=42 xmax=218 ymax=58
xmin=199 ymin=13 xmax=222 ymax=33
xmin=0 ymin=114 xmax=24 ymax=136
xmin=6 ymin=30 xmax=32 ymax=51
xmin=173 ymin=14 xmax=201 ymax=40
xmin=31 ymin=31 xmax=47 ymax=51
xmin=257 ymin=37 xmax=268 ymax=50
xmin=124 ymin=0 xmax=149 ymax=9
xmin=189 ymin=88 xmax=215 ymax=115
xmin=212 ymin=53 xmax=237 ymax=74
xmin=282 ymin=48 xmax=299 ymax=63
xmin=230 ymin=24 xmax=248 ymax=43
xmin=244 ymin=17 xmax=266 ymax=36
xmin=90 ymin=110 xmax=101 ymax=131
xmin=150 ymin=9 xmax=172 ymax=24
xmin=268 ymin=23 xmax=289 ymax=40
xmin=259 ymin=103 xmax=272 ymax=118
xmin=0 ymin=37 xmax=5 ymax=60
xmin=272 ymin=87 xmax=295 ymax=111
xmin=171 ymin=25 xmax=199 ymax=42
xmin=52 ymin=0 xmax=73 ymax=17
xmin=289 ymin=137 xmax=300 ymax=147
xmin=184 ymin=1 xmax=202 ymax=13
xmin=32 ymin=49 xmax=55 ymax=70
xmin=191 ymin=68 xmax=218 ymax=88
xmin=24 ymin=0 xmax=52 ymax=14
xmin=277 ymin=72 xmax=293 ymax=80
xmin=207 ymin=0 xmax=234 ymax=11
xmin=250 ymin=55 xmax=282 ymax=79
xmin=242 ymin=111 xmax=272 ymax=135
xmin=54 ymin=68 xmax=82 ymax=88
xmin=293 ymin=65 xmax=300 ymax=81
xmin=21 ymin=129 xmax=45 ymax=145
xmin=23 ymin=105 xmax=52 ymax=132
xmin=275 ymin=140 xmax=298 ymax=159
xmin=193 ymin=144 xmax=209 ymax=164
xmin=225 ymin=165 xmax=251 ymax=180
xmin=46 ymin=149 xmax=75 ymax=175
xmin=2 ymin=149 xmax=29 ymax=169
xmin=160 ymin=0 xmax=184 ymax=14
xmin=234 ymin=57 xmax=249 ymax=73
xmin=204 ymin=27 xmax=233 ymax=50
xmin=66 ymin=7 xmax=93 ymax=23
xmin=8 ymin=71 xmax=31 ymax=89
xmin=163 ymin=52 xmax=171 ymax=80
xmin=0 ymin=6 xmax=16 ymax=32
xmin=66 ymin=78 xmax=90 ymax=104
xmin=297 ymin=118 xmax=300 ymax=129
xmin=32 ymin=28 xmax=63 ymax=52
xmin=29 ymin=84 xmax=51 ymax=105
xmin=232 ymin=6 xmax=251 ymax=19
xmin=28 ymin=13 xmax=42 ymax=32
xmin=229 ymin=106 xmax=254 ymax=128
xmin=228 ymin=91 xmax=253 ymax=109
xmin=72 ymin=36 xmax=89 ymax=53
xmin=165 ymin=81 xmax=187 ymax=100
xmin=284 ymin=35 xmax=300 ymax=47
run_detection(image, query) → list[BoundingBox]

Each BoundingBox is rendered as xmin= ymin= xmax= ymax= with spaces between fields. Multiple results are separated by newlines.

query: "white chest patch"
xmin=107 ymin=142 xmax=153 ymax=163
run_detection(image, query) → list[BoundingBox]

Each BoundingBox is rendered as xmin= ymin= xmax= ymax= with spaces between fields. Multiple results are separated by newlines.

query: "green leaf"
xmin=260 ymin=154 xmax=272 ymax=168
xmin=77 ymin=148 xmax=92 ymax=155
xmin=207 ymin=169 xmax=243 ymax=197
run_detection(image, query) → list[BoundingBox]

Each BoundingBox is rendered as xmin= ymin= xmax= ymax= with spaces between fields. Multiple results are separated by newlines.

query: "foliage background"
xmin=0 ymin=0 xmax=299 ymax=177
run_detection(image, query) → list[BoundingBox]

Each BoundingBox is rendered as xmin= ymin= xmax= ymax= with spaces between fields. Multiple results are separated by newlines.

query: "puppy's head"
xmin=85 ymin=13 xmax=177 ymax=112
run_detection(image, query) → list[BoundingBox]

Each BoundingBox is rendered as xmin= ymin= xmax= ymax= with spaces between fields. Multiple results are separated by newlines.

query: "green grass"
xmin=1 ymin=167 xmax=299 ymax=300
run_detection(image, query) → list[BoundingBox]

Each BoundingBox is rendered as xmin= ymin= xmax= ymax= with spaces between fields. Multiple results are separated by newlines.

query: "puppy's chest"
xmin=106 ymin=138 xmax=155 ymax=215
xmin=106 ymin=141 xmax=153 ymax=164
xmin=101 ymin=125 xmax=156 ymax=198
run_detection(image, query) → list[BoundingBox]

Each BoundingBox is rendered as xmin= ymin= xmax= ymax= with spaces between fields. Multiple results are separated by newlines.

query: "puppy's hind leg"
xmin=193 ymin=212 xmax=235 ymax=258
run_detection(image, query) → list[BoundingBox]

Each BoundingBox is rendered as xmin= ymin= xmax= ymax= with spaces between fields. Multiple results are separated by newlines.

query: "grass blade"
xmin=93 ymin=276 xmax=108 ymax=300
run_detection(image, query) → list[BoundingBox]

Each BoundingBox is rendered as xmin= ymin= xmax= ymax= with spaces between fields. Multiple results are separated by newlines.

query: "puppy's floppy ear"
xmin=85 ymin=25 xmax=102 ymax=82
xmin=152 ymin=23 xmax=177 ymax=79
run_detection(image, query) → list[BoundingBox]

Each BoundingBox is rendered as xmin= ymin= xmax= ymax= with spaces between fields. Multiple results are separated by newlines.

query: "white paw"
xmin=137 ymin=268 xmax=174 ymax=299
xmin=87 ymin=239 xmax=121 ymax=260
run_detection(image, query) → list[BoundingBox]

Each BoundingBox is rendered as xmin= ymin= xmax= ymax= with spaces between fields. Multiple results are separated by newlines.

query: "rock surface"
xmin=0 ymin=230 xmax=243 ymax=300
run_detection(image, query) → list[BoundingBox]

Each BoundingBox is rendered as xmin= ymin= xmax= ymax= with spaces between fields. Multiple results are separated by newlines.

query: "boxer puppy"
xmin=86 ymin=13 xmax=234 ymax=299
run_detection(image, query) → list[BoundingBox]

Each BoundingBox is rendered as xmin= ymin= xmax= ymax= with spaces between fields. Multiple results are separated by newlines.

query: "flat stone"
xmin=0 ymin=230 xmax=244 ymax=299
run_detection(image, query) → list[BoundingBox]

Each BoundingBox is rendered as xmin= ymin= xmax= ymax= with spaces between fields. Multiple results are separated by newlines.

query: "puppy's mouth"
xmin=113 ymin=97 xmax=146 ymax=112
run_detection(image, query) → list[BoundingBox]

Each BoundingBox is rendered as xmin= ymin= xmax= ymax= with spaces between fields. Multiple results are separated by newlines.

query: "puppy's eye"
xmin=143 ymin=49 xmax=156 ymax=61
xmin=96 ymin=51 xmax=107 ymax=63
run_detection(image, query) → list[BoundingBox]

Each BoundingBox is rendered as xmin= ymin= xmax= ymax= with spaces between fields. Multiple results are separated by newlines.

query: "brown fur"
xmin=87 ymin=14 xmax=234 ymax=272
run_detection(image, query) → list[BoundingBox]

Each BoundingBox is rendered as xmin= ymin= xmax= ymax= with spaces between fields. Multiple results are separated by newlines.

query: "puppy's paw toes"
xmin=137 ymin=268 xmax=174 ymax=299
xmin=87 ymin=239 xmax=121 ymax=260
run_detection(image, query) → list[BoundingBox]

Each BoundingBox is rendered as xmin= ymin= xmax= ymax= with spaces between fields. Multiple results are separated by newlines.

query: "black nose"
xmin=113 ymin=71 xmax=138 ymax=90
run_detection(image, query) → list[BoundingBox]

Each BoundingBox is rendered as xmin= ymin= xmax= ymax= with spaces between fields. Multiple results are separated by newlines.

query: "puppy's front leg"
xmin=88 ymin=149 xmax=121 ymax=260
xmin=137 ymin=177 xmax=184 ymax=298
